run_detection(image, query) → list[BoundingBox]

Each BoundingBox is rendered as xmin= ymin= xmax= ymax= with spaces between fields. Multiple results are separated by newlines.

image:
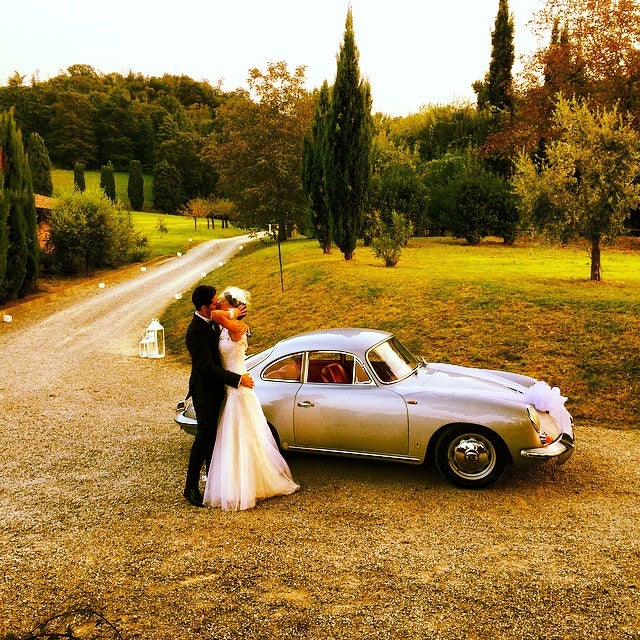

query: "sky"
xmin=1 ymin=0 xmax=546 ymax=117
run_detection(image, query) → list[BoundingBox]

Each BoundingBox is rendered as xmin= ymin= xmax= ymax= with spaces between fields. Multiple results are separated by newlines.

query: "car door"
xmin=292 ymin=351 xmax=409 ymax=456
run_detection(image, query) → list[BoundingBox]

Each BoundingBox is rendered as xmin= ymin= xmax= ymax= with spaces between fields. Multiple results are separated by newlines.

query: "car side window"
xmin=262 ymin=354 xmax=302 ymax=382
xmin=307 ymin=352 xmax=354 ymax=384
xmin=354 ymin=360 xmax=371 ymax=383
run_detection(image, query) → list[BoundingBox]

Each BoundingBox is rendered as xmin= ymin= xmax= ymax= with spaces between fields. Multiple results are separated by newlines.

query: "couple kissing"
xmin=183 ymin=284 xmax=299 ymax=511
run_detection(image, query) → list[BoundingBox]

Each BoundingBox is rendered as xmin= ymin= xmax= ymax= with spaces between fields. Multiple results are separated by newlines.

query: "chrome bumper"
xmin=174 ymin=400 xmax=198 ymax=436
xmin=520 ymin=429 xmax=575 ymax=465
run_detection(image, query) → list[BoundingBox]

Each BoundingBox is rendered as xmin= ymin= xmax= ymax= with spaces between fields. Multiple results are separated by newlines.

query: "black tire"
xmin=435 ymin=425 xmax=508 ymax=489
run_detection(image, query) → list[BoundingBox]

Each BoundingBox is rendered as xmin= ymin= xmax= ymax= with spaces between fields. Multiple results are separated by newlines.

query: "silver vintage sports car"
xmin=175 ymin=328 xmax=574 ymax=488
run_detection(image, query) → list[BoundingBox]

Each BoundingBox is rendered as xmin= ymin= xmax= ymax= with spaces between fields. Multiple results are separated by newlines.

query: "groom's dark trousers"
xmin=184 ymin=314 xmax=241 ymax=493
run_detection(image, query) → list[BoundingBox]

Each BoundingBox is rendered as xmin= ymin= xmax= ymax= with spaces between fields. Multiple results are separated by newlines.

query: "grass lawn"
xmin=47 ymin=168 xmax=640 ymax=430
xmin=130 ymin=211 xmax=245 ymax=258
xmin=50 ymin=169 xmax=245 ymax=258
xmin=161 ymin=235 xmax=640 ymax=431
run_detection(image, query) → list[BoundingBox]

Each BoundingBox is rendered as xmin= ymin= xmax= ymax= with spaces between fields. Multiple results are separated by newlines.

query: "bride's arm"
xmin=210 ymin=310 xmax=249 ymax=342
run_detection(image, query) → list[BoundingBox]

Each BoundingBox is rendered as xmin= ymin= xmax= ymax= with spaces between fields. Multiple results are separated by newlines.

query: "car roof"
xmin=270 ymin=327 xmax=392 ymax=358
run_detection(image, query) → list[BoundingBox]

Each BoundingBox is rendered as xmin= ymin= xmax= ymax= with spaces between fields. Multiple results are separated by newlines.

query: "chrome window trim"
xmin=365 ymin=337 xmax=418 ymax=385
xmin=301 ymin=350 xmax=374 ymax=385
xmin=260 ymin=352 xmax=304 ymax=383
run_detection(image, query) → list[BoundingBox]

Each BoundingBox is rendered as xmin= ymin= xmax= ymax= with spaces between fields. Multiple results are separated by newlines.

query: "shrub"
xmin=372 ymin=233 xmax=403 ymax=267
xmin=372 ymin=211 xmax=413 ymax=267
xmin=48 ymin=190 xmax=148 ymax=275
xmin=156 ymin=215 xmax=168 ymax=234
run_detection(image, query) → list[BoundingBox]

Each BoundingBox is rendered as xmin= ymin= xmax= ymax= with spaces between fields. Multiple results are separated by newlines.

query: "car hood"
xmin=395 ymin=363 xmax=533 ymax=402
xmin=404 ymin=362 xmax=572 ymax=434
xmin=420 ymin=363 xmax=537 ymax=397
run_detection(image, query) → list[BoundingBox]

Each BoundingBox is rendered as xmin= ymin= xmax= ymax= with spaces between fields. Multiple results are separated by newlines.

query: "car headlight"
xmin=526 ymin=405 xmax=541 ymax=433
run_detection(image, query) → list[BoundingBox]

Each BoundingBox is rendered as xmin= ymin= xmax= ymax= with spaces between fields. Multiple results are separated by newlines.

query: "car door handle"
xmin=297 ymin=400 xmax=315 ymax=407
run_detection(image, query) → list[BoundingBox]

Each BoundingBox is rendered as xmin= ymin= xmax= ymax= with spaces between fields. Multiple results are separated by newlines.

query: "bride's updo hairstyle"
xmin=222 ymin=286 xmax=251 ymax=309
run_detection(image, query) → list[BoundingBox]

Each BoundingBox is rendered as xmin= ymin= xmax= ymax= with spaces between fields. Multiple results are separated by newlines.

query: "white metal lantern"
xmin=139 ymin=318 xmax=165 ymax=358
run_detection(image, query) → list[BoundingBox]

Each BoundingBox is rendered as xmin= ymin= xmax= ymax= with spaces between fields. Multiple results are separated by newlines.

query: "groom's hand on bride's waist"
xmin=240 ymin=373 xmax=255 ymax=389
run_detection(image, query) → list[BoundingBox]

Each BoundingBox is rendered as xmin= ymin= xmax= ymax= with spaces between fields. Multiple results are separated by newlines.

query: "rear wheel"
xmin=435 ymin=425 xmax=507 ymax=489
xmin=268 ymin=424 xmax=282 ymax=449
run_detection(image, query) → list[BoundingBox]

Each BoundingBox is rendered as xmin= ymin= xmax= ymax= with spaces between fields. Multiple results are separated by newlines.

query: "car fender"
xmin=403 ymin=390 xmax=542 ymax=466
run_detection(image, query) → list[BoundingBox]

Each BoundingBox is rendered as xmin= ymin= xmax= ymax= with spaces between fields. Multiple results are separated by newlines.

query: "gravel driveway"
xmin=1 ymin=237 xmax=639 ymax=640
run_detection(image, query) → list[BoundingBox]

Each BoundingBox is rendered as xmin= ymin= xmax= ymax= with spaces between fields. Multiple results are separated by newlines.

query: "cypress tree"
xmin=27 ymin=132 xmax=53 ymax=197
xmin=21 ymin=167 xmax=39 ymax=298
xmin=127 ymin=160 xmax=144 ymax=211
xmin=302 ymin=81 xmax=332 ymax=254
xmin=474 ymin=0 xmax=515 ymax=114
xmin=0 ymin=139 xmax=7 ymax=294
xmin=100 ymin=161 xmax=116 ymax=203
xmin=0 ymin=109 xmax=38 ymax=301
xmin=324 ymin=8 xmax=373 ymax=260
xmin=74 ymin=162 xmax=86 ymax=192
xmin=152 ymin=160 xmax=182 ymax=213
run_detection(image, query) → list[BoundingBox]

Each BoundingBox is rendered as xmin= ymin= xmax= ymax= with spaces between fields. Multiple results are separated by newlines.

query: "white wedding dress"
xmin=204 ymin=328 xmax=299 ymax=511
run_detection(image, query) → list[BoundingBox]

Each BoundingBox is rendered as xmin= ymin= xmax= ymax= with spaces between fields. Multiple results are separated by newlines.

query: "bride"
xmin=203 ymin=286 xmax=299 ymax=511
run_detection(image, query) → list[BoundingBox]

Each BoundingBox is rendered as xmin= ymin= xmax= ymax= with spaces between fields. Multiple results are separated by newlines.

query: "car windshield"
xmin=366 ymin=336 xmax=419 ymax=382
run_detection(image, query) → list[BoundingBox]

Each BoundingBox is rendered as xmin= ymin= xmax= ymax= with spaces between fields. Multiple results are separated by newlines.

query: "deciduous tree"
xmin=530 ymin=0 xmax=640 ymax=110
xmin=211 ymin=62 xmax=314 ymax=240
xmin=370 ymin=119 xmax=428 ymax=235
xmin=372 ymin=211 xmax=413 ymax=267
xmin=157 ymin=132 xmax=217 ymax=201
xmin=93 ymin=87 xmax=135 ymax=168
xmin=514 ymin=97 xmax=640 ymax=280
xmin=47 ymin=91 xmax=97 ymax=168
xmin=207 ymin=198 xmax=236 ymax=228
xmin=424 ymin=151 xmax=518 ymax=245
xmin=181 ymin=197 xmax=212 ymax=230
xmin=511 ymin=0 xmax=640 ymax=157
xmin=399 ymin=104 xmax=493 ymax=164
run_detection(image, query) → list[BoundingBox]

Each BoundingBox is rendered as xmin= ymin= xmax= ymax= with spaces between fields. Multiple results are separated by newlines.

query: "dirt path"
xmin=0 ymin=237 xmax=639 ymax=639
xmin=0 ymin=237 xmax=250 ymax=388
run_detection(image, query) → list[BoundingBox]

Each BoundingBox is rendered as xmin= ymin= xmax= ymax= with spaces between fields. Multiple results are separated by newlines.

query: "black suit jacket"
xmin=186 ymin=314 xmax=241 ymax=406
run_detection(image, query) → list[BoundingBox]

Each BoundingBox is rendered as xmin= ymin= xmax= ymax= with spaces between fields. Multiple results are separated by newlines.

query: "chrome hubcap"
xmin=450 ymin=436 xmax=495 ymax=478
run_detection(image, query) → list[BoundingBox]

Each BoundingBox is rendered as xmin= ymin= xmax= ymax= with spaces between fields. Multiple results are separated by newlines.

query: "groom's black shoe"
xmin=183 ymin=488 xmax=204 ymax=508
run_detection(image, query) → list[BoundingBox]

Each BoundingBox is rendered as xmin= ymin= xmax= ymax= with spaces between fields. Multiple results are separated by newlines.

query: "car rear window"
xmin=262 ymin=354 xmax=303 ymax=382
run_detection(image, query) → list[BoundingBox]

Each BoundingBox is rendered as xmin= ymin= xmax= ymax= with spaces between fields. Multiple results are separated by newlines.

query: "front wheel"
xmin=435 ymin=425 xmax=508 ymax=489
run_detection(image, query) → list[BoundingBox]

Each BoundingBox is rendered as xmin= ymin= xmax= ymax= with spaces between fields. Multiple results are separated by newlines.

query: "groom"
xmin=183 ymin=284 xmax=253 ymax=507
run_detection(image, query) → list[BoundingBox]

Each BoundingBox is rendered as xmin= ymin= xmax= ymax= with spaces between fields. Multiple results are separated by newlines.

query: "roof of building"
xmin=34 ymin=194 xmax=55 ymax=210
